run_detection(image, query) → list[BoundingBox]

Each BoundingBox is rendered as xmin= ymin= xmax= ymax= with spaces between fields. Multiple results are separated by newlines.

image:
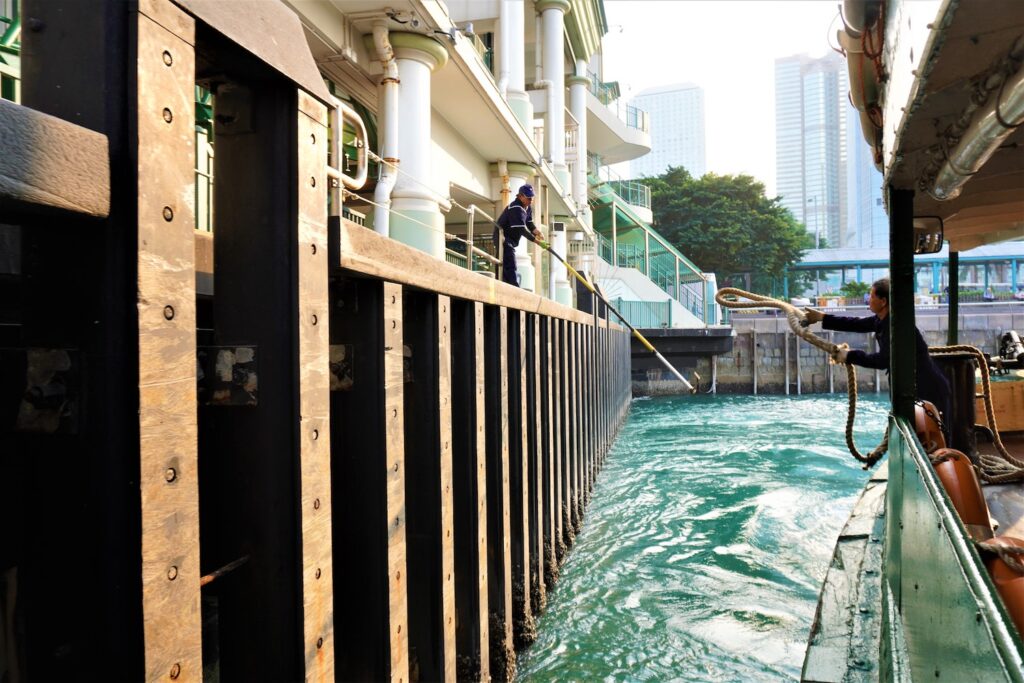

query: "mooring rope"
xmin=714 ymin=287 xmax=886 ymax=468
xmin=930 ymin=344 xmax=1024 ymax=483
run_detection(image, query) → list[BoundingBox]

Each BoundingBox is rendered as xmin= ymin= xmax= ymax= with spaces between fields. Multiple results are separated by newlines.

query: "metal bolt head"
xmin=163 ymin=206 xmax=174 ymax=221
xmin=163 ymin=305 xmax=175 ymax=321
xmin=313 ymin=498 xmax=320 ymax=510
xmin=165 ymin=467 xmax=177 ymax=483
xmin=315 ymin=568 xmax=321 ymax=579
xmin=162 ymin=50 xmax=173 ymax=66
xmin=317 ymin=637 xmax=324 ymax=649
xmin=167 ymin=565 xmax=178 ymax=581
xmin=169 ymin=663 xmax=181 ymax=679
xmin=162 ymin=108 xmax=173 ymax=124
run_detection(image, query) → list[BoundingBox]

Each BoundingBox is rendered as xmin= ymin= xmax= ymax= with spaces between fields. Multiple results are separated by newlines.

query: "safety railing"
xmin=586 ymin=70 xmax=649 ymax=133
xmin=444 ymin=248 xmax=467 ymax=269
xmin=1 ymin=1 xmax=20 ymax=102
xmin=613 ymin=298 xmax=672 ymax=329
xmin=607 ymin=179 xmax=651 ymax=211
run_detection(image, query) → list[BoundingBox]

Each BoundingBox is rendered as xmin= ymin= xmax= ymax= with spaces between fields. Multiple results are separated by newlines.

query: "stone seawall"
xmin=634 ymin=311 xmax=1024 ymax=396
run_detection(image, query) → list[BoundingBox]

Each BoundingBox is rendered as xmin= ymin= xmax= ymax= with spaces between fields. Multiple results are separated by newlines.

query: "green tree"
xmin=840 ymin=280 xmax=871 ymax=300
xmin=645 ymin=167 xmax=815 ymax=296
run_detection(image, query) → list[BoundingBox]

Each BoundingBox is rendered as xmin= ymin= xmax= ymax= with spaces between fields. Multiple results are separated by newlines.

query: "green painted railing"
xmin=607 ymin=179 xmax=651 ymax=210
xmin=613 ymin=298 xmax=671 ymax=329
xmin=444 ymin=248 xmax=467 ymax=269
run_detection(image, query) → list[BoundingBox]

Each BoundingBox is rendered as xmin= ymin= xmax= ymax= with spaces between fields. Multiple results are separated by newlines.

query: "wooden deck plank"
xmin=438 ymin=295 xmax=457 ymax=682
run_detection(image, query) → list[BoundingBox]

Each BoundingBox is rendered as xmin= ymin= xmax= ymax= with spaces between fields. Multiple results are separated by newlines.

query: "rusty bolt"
xmin=397 ymin=624 xmax=401 ymax=634
xmin=391 ymin=320 xmax=397 ymax=329
xmin=311 ymin=243 xmax=317 ymax=255
xmin=162 ymin=50 xmax=173 ymax=66
xmin=312 ymin=428 xmax=319 ymax=441
xmin=311 ymin=314 xmax=318 ymax=326
xmin=164 ymin=467 xmax=177 ymax=483
xmin=317 ymin=637 xmax=323 ymax=649
xmin=394 ymin=462 xmax=399 ymax=472
xmin=162 ymin=108 xmax=173 ymax=124
xmin=310 ymin=176 xmax=317 ymax=187
xmin=391 ymin=295 xmax=396 ymax=304
xmin=313 ymin=498 xmax=320 ymax=510
xmin=396 ymin=570 xmax=401 ymax=580
xmin=167 ymin=565 xmax=178 ymax=581
xmin=163 ymin=305 xmax=175 ymax=320
xmin=395 ymin=517 xmax=400 ymax=528
xmin=169 ymin=663 xmax=181 ymax=679
xmin=310 ymin=133 xmax=316 ymax=145
xmin=163 ymin=206 xmax=174 ymax=221
xmin=315 ymin=568 xmax=321 ymax=579
xmin=392 ymin=409 xmax=398 ymax=418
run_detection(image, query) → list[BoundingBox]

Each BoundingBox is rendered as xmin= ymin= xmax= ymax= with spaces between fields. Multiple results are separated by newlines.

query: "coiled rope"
xmin=715 ymin=287 xmax=886 ymax=468
xmin=930 ymin=345 xmax=1024 ymax=483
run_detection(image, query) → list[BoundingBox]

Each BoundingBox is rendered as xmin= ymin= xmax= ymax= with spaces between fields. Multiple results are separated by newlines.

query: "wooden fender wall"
xmin=0 ymin=1 xmax=633 ymax=680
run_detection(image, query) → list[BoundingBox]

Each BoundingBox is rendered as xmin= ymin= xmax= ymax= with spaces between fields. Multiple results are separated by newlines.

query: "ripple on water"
xmin=516 ymin=394 xmax=888 ymax=682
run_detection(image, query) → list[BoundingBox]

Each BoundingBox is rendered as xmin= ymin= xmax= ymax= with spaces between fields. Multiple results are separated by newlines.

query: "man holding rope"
xmin=494 ymin=184 xmax=543 ymax=287
xmin=803 ymin=277 xmax=952 ymax=434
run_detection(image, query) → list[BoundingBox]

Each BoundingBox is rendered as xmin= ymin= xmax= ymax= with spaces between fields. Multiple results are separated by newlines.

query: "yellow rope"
xmin=714 ymin=287 xmax=885 ymax=468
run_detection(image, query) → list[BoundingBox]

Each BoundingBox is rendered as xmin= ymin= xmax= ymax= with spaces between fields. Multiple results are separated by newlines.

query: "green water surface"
xmin=516 ymin=393 xmax=889 ymax=682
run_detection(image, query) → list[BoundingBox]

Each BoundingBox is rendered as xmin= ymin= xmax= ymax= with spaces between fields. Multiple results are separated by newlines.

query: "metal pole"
xmin=752 ymin=330 xmax=758 ymax=395
xmin=796 ymin=336 xmax=802 ymax=395
xmin=466 ymin=204 xmax=475 ymax=271
xmin=948 ymin=250 xmax=959 ymax=345
xmin=872 ymin=334 xmax=880 ymax=393
xmin=890 ymin=186 xmax=916 ymax=421
xmin=785 ymin=329 xmax=790 ymax=395
xmin=828 ymin=331 xmax=834 ymax=394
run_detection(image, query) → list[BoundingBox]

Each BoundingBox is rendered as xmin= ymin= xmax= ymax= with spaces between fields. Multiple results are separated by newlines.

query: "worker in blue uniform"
xmin=494 ymin=184 xmax=543 ymax=287
xmin=804 ymin=277 xmax=952 ymax=434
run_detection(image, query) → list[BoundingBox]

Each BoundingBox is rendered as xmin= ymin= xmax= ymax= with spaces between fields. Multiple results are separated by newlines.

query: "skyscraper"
xmin=774 ymin=53 xmax=848 ymax=248
xmin=845 ymin=99 xmax=889 ymax=248
xmin=629 ymin=83 xmax=706 ymax=179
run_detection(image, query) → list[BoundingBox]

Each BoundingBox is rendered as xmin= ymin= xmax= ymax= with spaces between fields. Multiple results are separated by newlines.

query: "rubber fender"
xmin=985 ymin=536 xmax=1024 ymax=638
xmin=915 ymin=400 xmax=946 ymax=454
xmin=930 ymin=448 xmax=993 ymax=542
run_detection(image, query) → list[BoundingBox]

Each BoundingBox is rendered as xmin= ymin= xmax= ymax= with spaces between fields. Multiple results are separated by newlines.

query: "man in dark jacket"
xmin=494 ymin=184 xmax=543 ymax=287
xmin=804 ymin=277 xmax=952 ymax=429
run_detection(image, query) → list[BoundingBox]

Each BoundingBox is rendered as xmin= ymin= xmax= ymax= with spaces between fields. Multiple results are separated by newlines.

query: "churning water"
xmin=516 ymin=393 xmax=890 ymax=682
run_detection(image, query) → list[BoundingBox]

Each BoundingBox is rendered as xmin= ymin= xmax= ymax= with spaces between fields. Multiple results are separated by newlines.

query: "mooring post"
xmin=785 ymin=329 xmax=791 ymax=395
xmin=828 ymin=331 xmax=835 ymax=394
xmin=752 ymin=330 xmax=758 ymax=395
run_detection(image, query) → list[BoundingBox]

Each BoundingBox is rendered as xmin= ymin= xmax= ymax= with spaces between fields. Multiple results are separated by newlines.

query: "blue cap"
xmin=518 ymin=184 xmax=535 ymax=198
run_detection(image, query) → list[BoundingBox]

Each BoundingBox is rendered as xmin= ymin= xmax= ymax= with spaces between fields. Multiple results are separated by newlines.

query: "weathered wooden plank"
xmin=553 ymin=319 xmax=564 ymax=563
xmin=507 ymin=309 xmax=534 ymax=648
xmin=335 ymin=219 xmax=593 ymax=325
xmin=543 ymin=317 xmax=556 ymax=587
xmin=296 ymin=90 xmax=334 ymax=682
xmin=135 ymin=3 xmax=202 ymax=680
xmin=529 ymin=314 xmax=546 ymax=614
xmin=484 ymin=306 xmax=515 ymax=680
xmin=0 ymin=97 xmax=110 ymax=219
xmin=568 ymin=323 xmax=579 ymax=534
xmin=384 ymin=282 xmax=410 ymax=683
xmin=474 ymin=302 xmax=490 ymax=683
xmin=438 ymin=295 xmax=456 ymax=683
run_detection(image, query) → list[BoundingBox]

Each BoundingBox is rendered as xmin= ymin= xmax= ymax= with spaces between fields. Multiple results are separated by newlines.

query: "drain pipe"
xmin=497 ymin=1 xmax=512 ymax=98
xmin=372 ymin=21 xmax=400 ymax=236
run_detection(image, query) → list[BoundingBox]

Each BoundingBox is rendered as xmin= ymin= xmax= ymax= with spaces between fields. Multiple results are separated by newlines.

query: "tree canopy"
xmin=645 ymin=166 xmax=815 ymax=295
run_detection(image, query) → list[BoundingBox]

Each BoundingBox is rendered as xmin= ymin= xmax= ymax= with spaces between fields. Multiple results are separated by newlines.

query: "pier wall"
xmin=635 ymin=313 xmax=1020 ymax=396
xmin=0 ymin=3 xmax=633 ymax=680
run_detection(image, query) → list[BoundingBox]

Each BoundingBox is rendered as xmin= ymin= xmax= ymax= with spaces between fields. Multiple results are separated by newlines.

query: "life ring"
xmin=984 ymin=536 xmax=1024 ymax=637
xmin=915 ymin=400 xmax=946 ymax=454
xmin=929 ymin=447 xmax=993 ymax=541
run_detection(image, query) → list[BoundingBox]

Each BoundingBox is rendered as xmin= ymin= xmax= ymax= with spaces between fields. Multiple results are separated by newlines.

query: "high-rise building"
xmin=774 ymin=53 xmax=848 ymax=248
xmin=845 ymin=99 xmax=889 ymax=248
xmin=629 ymin=83 xmax=706 ymax=179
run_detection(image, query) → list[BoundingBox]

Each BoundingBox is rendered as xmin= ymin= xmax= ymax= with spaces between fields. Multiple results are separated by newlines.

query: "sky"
xmin=602 ymin=0 xmax=843 ymax=196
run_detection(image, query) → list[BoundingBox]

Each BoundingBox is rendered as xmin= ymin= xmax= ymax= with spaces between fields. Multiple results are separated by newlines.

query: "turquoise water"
xmin=516 ymin=393 xmax=890 ymax=682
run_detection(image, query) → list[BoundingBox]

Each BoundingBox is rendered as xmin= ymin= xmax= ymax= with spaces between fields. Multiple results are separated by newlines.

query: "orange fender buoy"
xmin=984 ymin=536 xmax=1024 ymax=637
xmin=915 ymin=400 xmax=946 ymax=454
xmin=929 ymin=448 xmax=992 ymax=541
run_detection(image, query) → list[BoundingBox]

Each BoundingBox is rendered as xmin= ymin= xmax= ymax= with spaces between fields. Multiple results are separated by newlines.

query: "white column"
xmin=491 ymin=162 xmax=538 ymax=292
xmin=499 ymin=0 xmax=533 ymax=130
xmin=537 ymin=0 xmax=571 ymax=192
xmin=568 ymin=62 xmax=590 ymax=225
xmin=389 ymin=33 xmax=448 ymax=257
xmin=552 ymin=224 xmax=573 ymax=306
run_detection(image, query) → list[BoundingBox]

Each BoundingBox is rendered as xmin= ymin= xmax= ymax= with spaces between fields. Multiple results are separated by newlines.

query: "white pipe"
xmin=497 ymin=1 xmax=511 ymax=97
xmin=932 ymin=37 xmax=1024 ymax=200
xmin=534 ymin=12 xmax=543 ymax=85
xmin=372 ymin=22 xmax=399 ymax=237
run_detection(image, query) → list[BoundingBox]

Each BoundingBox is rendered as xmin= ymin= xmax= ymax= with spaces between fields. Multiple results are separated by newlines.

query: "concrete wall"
xmin=633 ymin=311 xmax=1021 ymax=395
